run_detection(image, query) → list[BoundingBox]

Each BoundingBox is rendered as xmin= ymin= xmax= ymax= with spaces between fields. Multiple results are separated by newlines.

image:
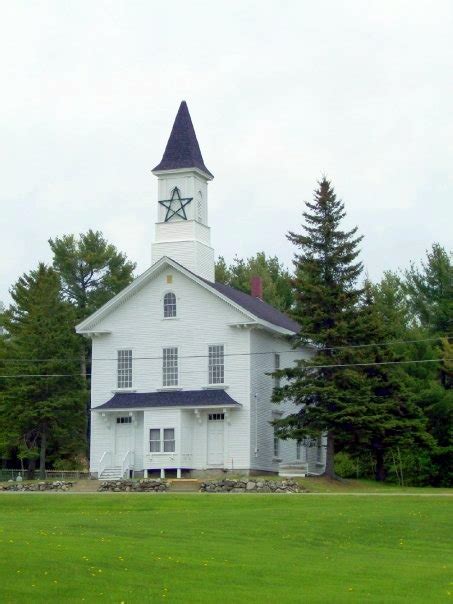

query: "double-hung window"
xmin=163 ymin=429 xmax=176 ymax=452
xmin=163 ymin=292 xmax=177 ymax=318
xmin=316 ymin=436 xmax=323 ymax=463
xmin=117 ymin=349 xmax=132 ymax=388
xmin=274 ymin=353 xmax=281 ymax=388
xmin=163 ymin=347 xmax=178 ymax=387
xmin=273 ymin=426 xmax=280 ymax=458
xmin=149 ymin=428 xmax=175 ymax=453
xmin=296 ymin=440 xmax=302 ymax=460
xmin=208 ymin=345 xmax=224 ymax=384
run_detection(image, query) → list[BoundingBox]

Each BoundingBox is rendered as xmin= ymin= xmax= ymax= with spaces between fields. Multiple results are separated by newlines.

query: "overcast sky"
xmin=1 ymin=1 xmax=452 ymax=304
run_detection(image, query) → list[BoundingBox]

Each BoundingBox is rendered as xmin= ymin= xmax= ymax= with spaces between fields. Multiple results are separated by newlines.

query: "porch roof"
xmin=95 ymin=389 xmax=241 ymax=410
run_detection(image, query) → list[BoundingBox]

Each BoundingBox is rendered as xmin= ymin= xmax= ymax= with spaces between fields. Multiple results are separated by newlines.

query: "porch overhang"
xmin=93 ymin=389 xmax=241 ymax=411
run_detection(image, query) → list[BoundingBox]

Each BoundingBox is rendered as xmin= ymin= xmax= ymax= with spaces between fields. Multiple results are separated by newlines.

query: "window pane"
xmin=273 ymin=427 xmax=280 ymax=457
xmin=150 ymin=429 xmax=161 ymax=452
xmin=163 ymin=428 xmax=175 ymax=452
xmin=274 ymin=354 xmax=280 ymax=388
xmin=150 ymin=441 xmax=161 ymax=453
xmin=163 ymin=292 xmax=177 ymax=318
xmin=163 ymin=440 xmax=175 ymax=452
xmin=163 ymin=347 xmax=178 ymax=386
xmin=208 ymin=345 xmax=224 ymax=384
xmin=117 ymin=349 xmax=132 ymax=388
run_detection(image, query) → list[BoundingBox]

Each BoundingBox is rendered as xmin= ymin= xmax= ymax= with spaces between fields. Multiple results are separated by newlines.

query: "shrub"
xmin=334 ymin=452 xmax=358 ymax=478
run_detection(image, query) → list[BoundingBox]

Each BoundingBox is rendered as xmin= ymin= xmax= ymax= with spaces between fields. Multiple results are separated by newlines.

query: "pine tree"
xmin=215 ymin=252 xmax=294 ymax=312
xmin=349 ymin=282 xmax=431 ymax=481
xmin=0 ymin=264 xmax=86 ymax=478
xmin=49 ymin=230 xmax=136 ymax=320
xmin=404 ymin=243 xmax=453 ymax=334
xmin=273 ymin=178 xmax=364 ymax=477
xmin=49 ymin=230 xmax=136 ymax=377
xmin=49 ymin=230 xmax=136 ymax=451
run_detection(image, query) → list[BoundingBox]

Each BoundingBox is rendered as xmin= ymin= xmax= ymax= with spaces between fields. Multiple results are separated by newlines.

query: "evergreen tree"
xmin=49 ymin=230 xmax=136 ymax=454
xmin=0 ymin=265 xmax=86 ymax=478
xmin=349 ymin=282 xmax=431 ymax=481
xmin=48 ymin=231 xmax=136 ymax=454
xmin=273 ymin=178 xmax=364 ymax=477
xmin=215 ymin=252 xmax=293 ymax=311
xmin=49 ymin=230 xmax=136 ymax=320
xmin=404 ymin=243 xmax=453 ymax=334
xmin=360 ymin=273 xmax=451 ymax=485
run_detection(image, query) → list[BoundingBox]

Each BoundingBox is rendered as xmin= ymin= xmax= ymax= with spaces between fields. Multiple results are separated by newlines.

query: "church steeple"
xmin=151 ymin=101 xmax=215 ymax=282
xmin=153 ymin=101 xmax=213 ymax=179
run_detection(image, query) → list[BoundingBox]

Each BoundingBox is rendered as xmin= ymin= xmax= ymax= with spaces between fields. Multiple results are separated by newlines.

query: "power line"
xmin=0 ymin=335 xmax=450 ymax=364
xmin=0 ymin=358 xmax=450 ymax=378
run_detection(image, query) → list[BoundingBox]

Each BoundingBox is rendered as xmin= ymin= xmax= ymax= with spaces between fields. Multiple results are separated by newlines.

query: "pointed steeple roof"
xmin=152 ymin=101 xmax=213 ymax=179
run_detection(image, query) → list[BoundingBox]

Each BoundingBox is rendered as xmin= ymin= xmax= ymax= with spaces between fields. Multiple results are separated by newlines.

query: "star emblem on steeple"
xmin=159 ymin=187 xmax=193 ymax=222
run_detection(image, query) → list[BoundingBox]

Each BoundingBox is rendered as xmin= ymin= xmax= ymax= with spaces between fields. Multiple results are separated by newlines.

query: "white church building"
xmin=76 ymin=101 xmax=326 ymax=479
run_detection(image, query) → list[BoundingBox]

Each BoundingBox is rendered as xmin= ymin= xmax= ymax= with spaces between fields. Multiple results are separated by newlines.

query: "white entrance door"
xmin=207 ymin=413 xmax=224 ymax=465
xmin=115 ymin=418 xmax=132 ymax=466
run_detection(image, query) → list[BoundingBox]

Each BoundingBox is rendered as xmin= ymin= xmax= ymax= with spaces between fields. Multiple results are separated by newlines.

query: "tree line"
xmin=0 ymin=179 xmax=451 ymax=484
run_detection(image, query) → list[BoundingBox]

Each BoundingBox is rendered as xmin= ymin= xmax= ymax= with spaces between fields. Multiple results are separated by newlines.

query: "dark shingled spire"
xmin=153 ymin=101 xmax=213 ymax=179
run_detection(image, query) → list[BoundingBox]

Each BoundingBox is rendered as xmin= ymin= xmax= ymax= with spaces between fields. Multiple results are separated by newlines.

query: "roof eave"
xmin=76 ymin=256 xmax=296 ymax=335
xmin=152 ymin=166 xmax=214 ymax=181
xmin=93 ymin=403 xmax=241 ymax=412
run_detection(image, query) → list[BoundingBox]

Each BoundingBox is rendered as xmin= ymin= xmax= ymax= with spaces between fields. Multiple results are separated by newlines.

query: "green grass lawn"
xmin=0 ymin=495 xmax=451 ymax=603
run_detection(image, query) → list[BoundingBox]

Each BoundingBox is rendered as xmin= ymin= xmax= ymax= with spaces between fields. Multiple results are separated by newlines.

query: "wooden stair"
xmin=278 ymin=462 xmax=308 ymax=478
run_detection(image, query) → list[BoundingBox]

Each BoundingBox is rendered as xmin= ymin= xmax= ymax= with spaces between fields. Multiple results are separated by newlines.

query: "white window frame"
xmin=163 ymin=428 xmax=176 ymax=453
xmin=316 ymin=436 xmax=323 ymax=463
xmin=208 ymin=413 xmax=225 ymax=421
xmin=208 ymin=344 xmax=225 ymax=385
xmin=162 ymin=347 xmax=178 ymax=387
xmin=273 ymin=426 xmax=280 ymax=458
xmin=117 ymin=349 xmax=132 ymax=389
xmin=149 ymin=428 xmax=176 ymax=453
xmin=296 ymin=440 xmax=302 ymax=460
xmin=274 ymin=353 xmax=281 ymax=388
xmin=163 ymin=291 xmax=177 ymax=319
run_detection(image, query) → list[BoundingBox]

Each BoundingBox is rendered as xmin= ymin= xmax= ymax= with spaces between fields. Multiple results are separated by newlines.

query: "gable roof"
xmin=95 ymin=389 xmax=240 ymax=410
xmin=76 ymin=256 xmax=299 ymax=336
xmin=152 ymin=101 xmax=213 ymax=179
xmin=161 ymin=258 xmax=300 ymax=333
xmin=203 ymin=280 xmax=300 ymax=333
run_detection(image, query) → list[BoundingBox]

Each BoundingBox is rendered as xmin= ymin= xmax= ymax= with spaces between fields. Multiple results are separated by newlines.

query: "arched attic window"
xmin=163 ymin=292 xmax=177 ymax=318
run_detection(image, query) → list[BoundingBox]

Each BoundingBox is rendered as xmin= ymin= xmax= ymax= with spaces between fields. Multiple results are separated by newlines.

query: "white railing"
xmin=121 ymin=450 xmax=134 ymax=478
xmin=99 ymin=451 xmax=112 ymax=478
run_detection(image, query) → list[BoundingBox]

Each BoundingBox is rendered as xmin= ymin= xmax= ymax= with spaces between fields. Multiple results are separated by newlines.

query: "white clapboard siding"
xmin=89 ymin=266 xmax=252 ymax=472
xmin=249 ymin=329 xmax=312 ymax=472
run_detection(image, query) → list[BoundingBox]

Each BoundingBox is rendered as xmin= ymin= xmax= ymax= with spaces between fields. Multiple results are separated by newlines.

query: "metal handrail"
xmin=121 ymin=450 xmax=134 ymax=478
xmin=99 ymin=451 xmax=112 ymax=478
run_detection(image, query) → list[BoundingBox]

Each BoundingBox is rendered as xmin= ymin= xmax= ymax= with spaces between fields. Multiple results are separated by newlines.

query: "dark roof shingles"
xmin=95 ymin=389 xmax=240 ymax=410
xmin=203 ymin=280 xmax=300 ymax=333
xmin=166 ymin=257 xmax=300 ymax=333
xmin=152 ymin=101 xmax=213 ymax=178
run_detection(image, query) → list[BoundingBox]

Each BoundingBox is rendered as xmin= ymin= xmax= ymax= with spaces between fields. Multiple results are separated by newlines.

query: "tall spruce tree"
xmin=349 ymin=282 xmax=431 ymax=481
xmin=0 ymin=265 xmax=86 ymax=477
xmin=404 ymin=243 xmax=453 ymax=334
xmin=273 ymin=178 xmax=364 ymax=477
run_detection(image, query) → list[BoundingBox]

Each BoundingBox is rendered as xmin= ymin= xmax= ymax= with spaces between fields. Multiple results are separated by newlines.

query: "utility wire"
xmin=0 ymin=358 xmax=451 ymax=378
xmin=0 ymin=335 xmax=450 ymax=364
